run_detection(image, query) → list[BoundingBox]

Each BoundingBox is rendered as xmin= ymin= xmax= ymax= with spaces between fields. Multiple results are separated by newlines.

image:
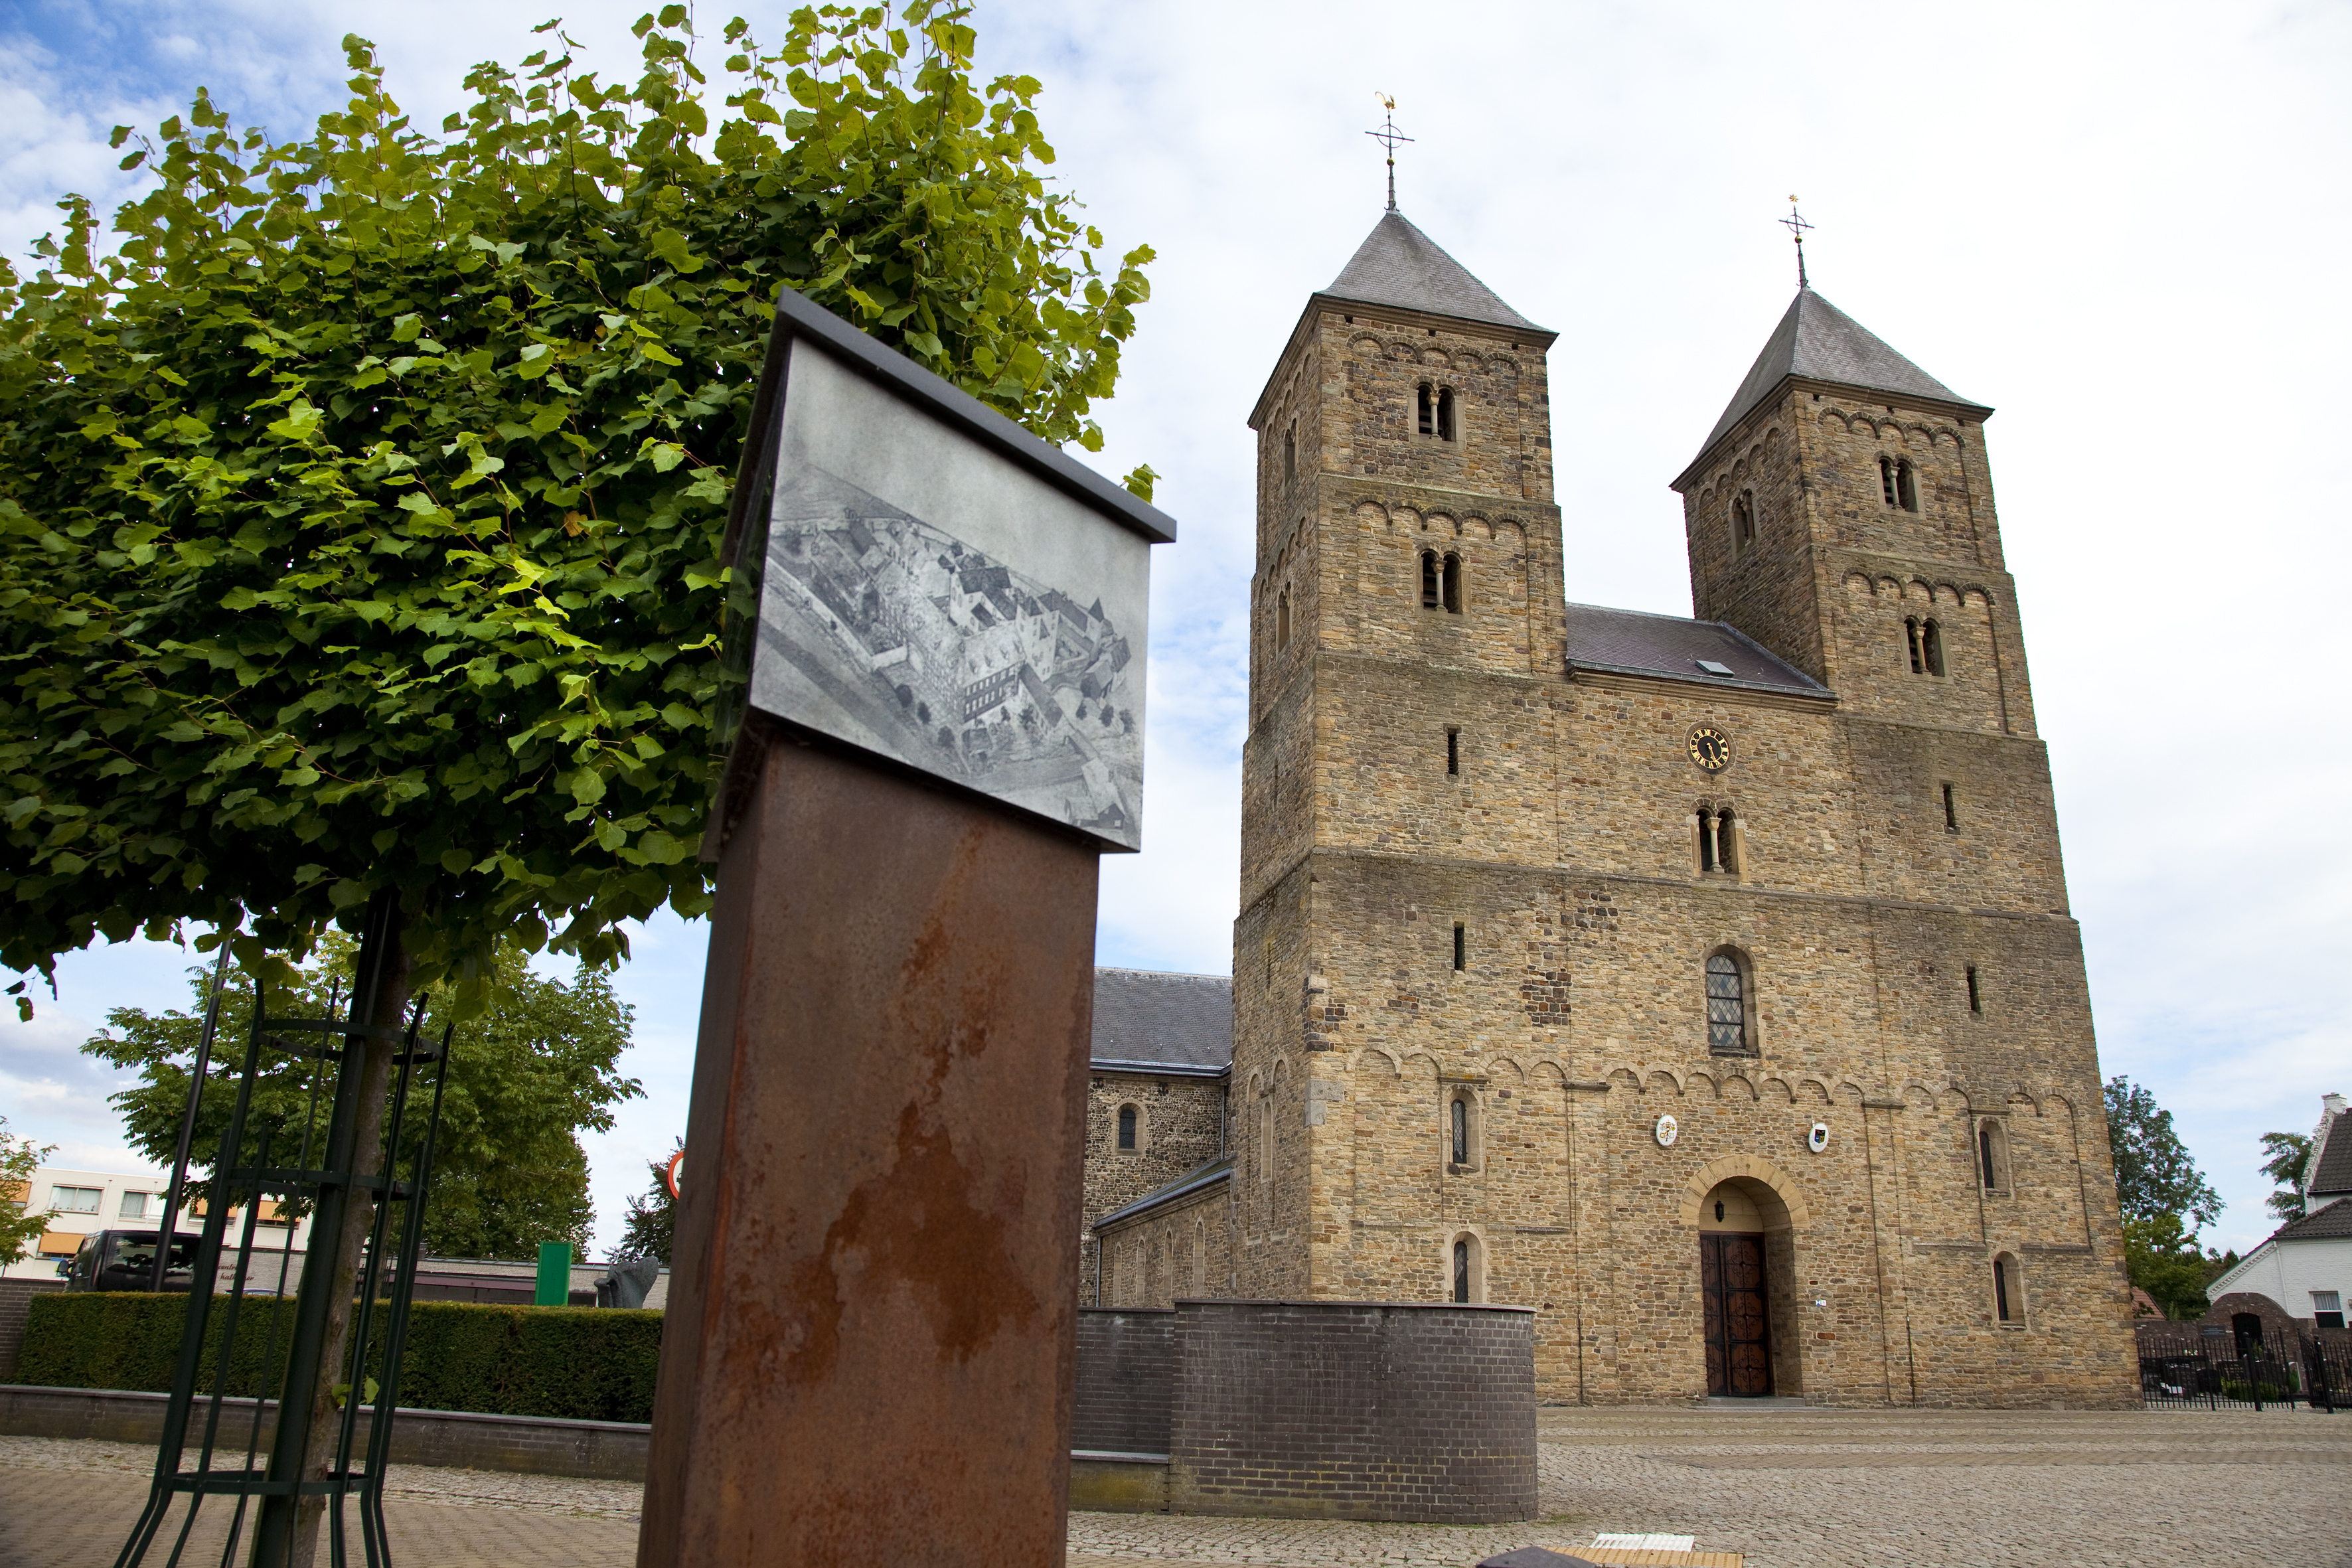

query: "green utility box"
xmin=535 ymin=1241 xmax=572 ymax=1306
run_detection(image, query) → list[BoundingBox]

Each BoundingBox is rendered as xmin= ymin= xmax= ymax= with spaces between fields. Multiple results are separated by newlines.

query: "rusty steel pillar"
xmin=638 ymin=728 xmax=1098 ymax=1566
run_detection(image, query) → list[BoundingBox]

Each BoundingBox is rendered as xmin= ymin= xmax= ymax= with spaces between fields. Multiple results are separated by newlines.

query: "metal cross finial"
xmin=1368 ymin=94 xmax=1413 ymax=213
xmin=1781 ymin=195 xmax=1816 ymax=289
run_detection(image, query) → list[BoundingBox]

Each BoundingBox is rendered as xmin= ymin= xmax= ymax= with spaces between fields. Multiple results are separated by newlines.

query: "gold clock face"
xmin=1688 ymin=726 xmax=1731 ymax=773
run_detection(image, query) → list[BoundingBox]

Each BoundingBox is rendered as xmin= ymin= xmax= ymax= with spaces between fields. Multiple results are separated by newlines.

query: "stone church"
xmin=1078 ymin=210 xmax=2139 ymax=1407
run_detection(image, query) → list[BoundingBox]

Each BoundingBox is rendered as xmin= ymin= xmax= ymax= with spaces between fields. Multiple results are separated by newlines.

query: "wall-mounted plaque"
xmin=722 ymin=287 xmax=1175 ymax=852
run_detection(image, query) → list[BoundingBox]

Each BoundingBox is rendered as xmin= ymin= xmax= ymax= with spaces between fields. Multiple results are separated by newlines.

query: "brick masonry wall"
xmin=1167 ymin=1300 xmax=1537 ymax=1524
xmin=1071 ymin=1308 xmax=1175 ymax=1454
xmin=0 ymin=1281 xmax=64 ymax=1380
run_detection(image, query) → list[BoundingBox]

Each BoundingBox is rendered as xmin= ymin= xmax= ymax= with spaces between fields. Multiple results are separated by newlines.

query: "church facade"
xmin=1081 ymin=212 xmax=2138 ymax=1407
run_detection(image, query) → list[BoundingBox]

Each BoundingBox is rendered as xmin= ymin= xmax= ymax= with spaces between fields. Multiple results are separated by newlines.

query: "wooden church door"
xmin=1700 ymin=1233 xmax=1773 ymax=1397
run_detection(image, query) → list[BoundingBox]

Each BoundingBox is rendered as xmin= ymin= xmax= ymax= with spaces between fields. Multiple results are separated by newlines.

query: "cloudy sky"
xmin=3 ymin=0 xmax=2344 ymax=1258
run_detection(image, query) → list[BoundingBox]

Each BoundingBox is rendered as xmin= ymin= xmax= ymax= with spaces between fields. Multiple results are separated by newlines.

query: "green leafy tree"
xmin=2104 ymin=1076 xmax=2222 ymax=1227
xmin=0 ymin=1116 xmax=58 ymax=1264
xmin=613 ymin=1136 xmax=681 ymax=1263
xmin=84 ymin=933 xmax=641 ymax=1259
xmin=0 ymin=2 xmax=1154 ymax=1011
xmin=2258 ymin=1131 xmax=2312 ymax=1223
xmin=3 ymin=13 xmax=1149 ymax=1545
xmin=2122 ymin=1212 xmax=2225 ymax=1320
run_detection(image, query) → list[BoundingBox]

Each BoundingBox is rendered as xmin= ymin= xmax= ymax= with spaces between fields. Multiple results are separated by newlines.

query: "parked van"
xmin=59 ymin=1230 xmax=201 ymax=1293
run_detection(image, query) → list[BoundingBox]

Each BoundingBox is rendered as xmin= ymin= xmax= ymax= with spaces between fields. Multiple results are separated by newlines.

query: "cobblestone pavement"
xmin=8 ymin=1407 xmax=2350 ymax=1568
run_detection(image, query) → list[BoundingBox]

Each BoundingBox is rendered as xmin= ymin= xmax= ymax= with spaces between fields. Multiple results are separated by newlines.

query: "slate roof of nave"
xmin=1320 ymin=211 xmax=1547 ymax=335
xmin=1564 ymin=603 xmax=1830 ymax=698
xmin=1090 ymin=967 xmax=1232 ymax=1073
xmin=1695 ymin=287 xmax=1990 ymax=467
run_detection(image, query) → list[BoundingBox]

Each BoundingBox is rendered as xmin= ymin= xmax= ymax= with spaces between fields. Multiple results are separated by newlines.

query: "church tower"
xmin=1231 ymin=212 xmax=1564 ymax=1294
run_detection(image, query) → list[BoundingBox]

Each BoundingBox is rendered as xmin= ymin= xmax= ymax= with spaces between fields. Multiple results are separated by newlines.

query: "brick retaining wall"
xmin=1073 ymin=1308 xmax=1174 ymax=1454
xmin=1167 ymin=1299 xmax=1536 ymax=1524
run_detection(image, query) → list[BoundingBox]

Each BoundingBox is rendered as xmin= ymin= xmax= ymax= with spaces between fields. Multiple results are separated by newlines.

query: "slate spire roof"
xmin=1321 ymin=211 xmax=1545 ymax=335
xmin=1695 ymin=287 xmax=1989 ymax=464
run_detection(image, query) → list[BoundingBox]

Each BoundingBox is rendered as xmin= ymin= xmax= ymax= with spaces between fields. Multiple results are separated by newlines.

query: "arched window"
xmin=1449 ymin=1231 xmax=1483 ymax=1304
xmin=1879 ymin=456 xmax=1899 ymax=507
xmin=1258 ymin=1095 xmax=1273 ymax=1184
xmin=1993 ymin=1253 xmax=2022 ymax=1324
xmin=1715 ymin=807 xmax=1739 ymax=876
xmin=1733 ymin=490 xmax=1757 ymax=553
xmin=1436 ymin=386 xmax=1458 ymax=441
xmin=1420 ymin=550 xmax=1440 ymax=609
xmin=1977 ymin=1118 xmax=2009 ymax=1192
xmin=1696 ymin=807 xmax=1717 ymax=874
xmin=1450 ymin=1097 xmax=1469 ymax=1164
xmin=1905 ymin=617 xmax=1924 ymax=674
xmin=1441 ymin=552 xmax=1462 ymax=613
xmin=1276 ymin=588 xmax=1291 ymax=650
xmin=1921 ymin=618 xmax=1946 ymax=676
xmin=1417 ymin=382 xmax=1435 ymax=435
xmin=1895 ymin=459 xmax=1919 ymax=511
xmin=1117 ymin=1104 xmax=1138 ymax=1152
xmin=1283 ymin=426 xmax=1296 ymax=482
xmin=1705 ymin=950 xmax=1751 ymax=1055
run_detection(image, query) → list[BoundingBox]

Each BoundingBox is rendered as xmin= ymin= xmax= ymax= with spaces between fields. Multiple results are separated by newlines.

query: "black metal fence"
xmin=2138 ymin=1322 xmax=2348 ymax=1412
xmin=112 ymin=982 xmax=452 ymax=1568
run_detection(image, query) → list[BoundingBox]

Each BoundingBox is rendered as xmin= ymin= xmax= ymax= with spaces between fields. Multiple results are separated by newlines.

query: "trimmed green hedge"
xmin=20 ymin=1293 xmax=665 ymax=1424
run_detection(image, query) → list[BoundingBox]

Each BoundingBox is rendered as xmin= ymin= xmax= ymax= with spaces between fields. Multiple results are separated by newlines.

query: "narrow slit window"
xmin=1446 ymin=728 xmax=1460 ymax=777
xmin=1283 ymin=426 xmax=1296 ymax=482
xmin=1117 ymin=1105 xmax=1138 ymax=1150
xmin=1452 ymin=1238 xmax=1470 ymax=1303
xmin=1978 ymin=1119 xmax=2010 ymax=1192
xmin=1450 ymin=1098 xmax=1469 ymax=1164
xmin=1417 ymin=382 xmax=1435 ymax=435
xmin=1966 ymin=966 xmax=1982 ymax=1015
xmin=1994 ymin=1256 xmax=2017 ymax=1322
xmin=1879 ymin=456 xmax=1898 ymax=507
xmin=1942 ymin=783 xmax=1958 ymax=831
xmin=1441 ymin=552 xmax=1462 ymax=614
xmin=1436 ymin=386 xmax=1457 ymax=441
xmin=1275 ymin=589 xmax=1291 ymax=650
xmin=1421 ymin=550 xmax=1440 ymax=609
xmin=1452 ymin=922 xmax=1466 ymax=973
xmin=1922 ymin=619 xmax=1946 ymax=676
xmin=1905 ymin=617 xmax=1924 ymax=674
xmin=1733 ymin=491 xmax=1757 ymax=553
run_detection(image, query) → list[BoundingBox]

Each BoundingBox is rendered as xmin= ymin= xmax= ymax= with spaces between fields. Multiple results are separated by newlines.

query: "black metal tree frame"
xmin=112 ymin=975 xmax=453 ymax=1568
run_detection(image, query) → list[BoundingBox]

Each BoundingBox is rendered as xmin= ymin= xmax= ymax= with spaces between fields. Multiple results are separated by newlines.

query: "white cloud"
xmin=9 ymin=0 xmax=2347 ymax=1257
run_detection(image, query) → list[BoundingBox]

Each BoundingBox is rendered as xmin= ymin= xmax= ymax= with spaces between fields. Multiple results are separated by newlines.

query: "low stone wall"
xmin=1073 ymin=1308 xmax=1174 ymax=1455
xmin=1167 ymin=1299 xmax=1537 ymax=1524
xmin=0 ymin=1385 xmax=650 ymax=1482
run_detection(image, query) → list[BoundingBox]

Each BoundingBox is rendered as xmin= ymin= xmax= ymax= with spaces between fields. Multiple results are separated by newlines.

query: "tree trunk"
xmin=252 ymin=888 xmax=410 ymax=1568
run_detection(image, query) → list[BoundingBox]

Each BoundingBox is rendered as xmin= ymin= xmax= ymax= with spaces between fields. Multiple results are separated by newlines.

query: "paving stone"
xmin=7 ymin=1406 xmax=2349 ymax=1568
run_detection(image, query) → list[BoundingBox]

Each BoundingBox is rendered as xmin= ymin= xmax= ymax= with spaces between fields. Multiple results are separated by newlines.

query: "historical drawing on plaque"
xmin=757 ymin=465 xmax=1142 ymax=842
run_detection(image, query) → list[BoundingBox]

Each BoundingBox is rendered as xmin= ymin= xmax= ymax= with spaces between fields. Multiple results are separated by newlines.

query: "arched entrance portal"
xmin=1694 ymin=1174 xmax=1801 ymax=1398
